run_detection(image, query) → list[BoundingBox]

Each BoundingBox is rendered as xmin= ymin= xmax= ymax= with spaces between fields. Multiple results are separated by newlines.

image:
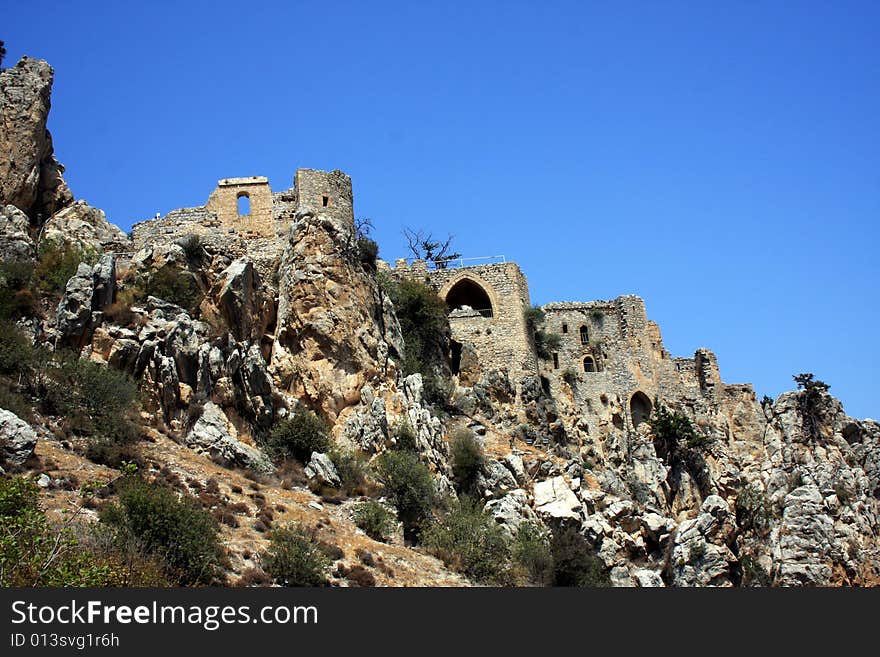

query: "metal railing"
xmin=396 ymin=255 xmax=507 ymax=269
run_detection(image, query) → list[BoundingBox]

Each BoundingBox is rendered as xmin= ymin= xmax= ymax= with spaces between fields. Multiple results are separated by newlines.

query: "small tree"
xmin=374 ymin=450 xmax=435 ymax=540
xmin=793 ymin=373 xmax=830 ymax=439
xmin=524 ymin=306 xmax=561 ymax=362
xmin=353 ymin=500 xmax=397 ymax=542
xmin=266 ymin=407 xmax=330 ymax=462
xmin=512 ymin=522 xmax=554 ymax=586
xmin=262 ymin=524 xmax=330 ymax=587
xmin=550 ymin=525 xmax=609 ymax=587
xmin=422 ymin=496 xmax=511 ymax=584
xmin=449 ymin=428 xmax=484 ymax=494
xmin=402 ymin=227 xmax=460 ymax=268
xmin=0 ymin=41 xmax=6 ymax=68
xmin=99 ymin=476 xmax=224 ymax=585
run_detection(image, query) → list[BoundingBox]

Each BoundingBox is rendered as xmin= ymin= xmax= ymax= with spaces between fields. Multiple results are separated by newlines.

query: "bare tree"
xmin=402 ymin=228 xmax=461 ymax=268
xmin=0 ymin=41 xmax=6 ymax=68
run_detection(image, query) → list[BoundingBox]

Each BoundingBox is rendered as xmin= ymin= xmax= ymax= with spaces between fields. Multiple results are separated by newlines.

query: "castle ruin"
xmin=134 ymin=167 xmax=759 ymax=440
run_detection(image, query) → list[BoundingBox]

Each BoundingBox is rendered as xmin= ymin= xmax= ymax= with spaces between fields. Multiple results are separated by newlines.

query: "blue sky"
xmin=4 ymin=1 xmax=878 ymax=418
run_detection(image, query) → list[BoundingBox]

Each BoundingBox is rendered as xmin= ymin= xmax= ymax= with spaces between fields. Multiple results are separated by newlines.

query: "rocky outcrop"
xmin=55 ymin=254 xmax=116 ymax=348
xmin=270 ymin=204 xmax=399 ymax=419
xmin=534 ymin=476 xmax=581 ymax=521
xmin=42 ymin=201 xmax=129 ymax=253
xmin=0 ymin=204 xmax=35 ymax=261
xmin=0 ymin=57 xmax=72 ymax=218
xmin=184 ymin=401 xmax=272 ymax=472
xmin=305 ymin=452 xmax=341 ymax=488
xmin=215 ymin=258 xmax=273 ymax=342
xmin=0 ymin=409 xmax=37 ymax=467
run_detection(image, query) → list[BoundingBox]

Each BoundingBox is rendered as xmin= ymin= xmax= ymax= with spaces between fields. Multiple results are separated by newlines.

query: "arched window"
xmin=630 ymin=391 xmax=652 ymax=428
xmin=583 ymin=356 xmax=596 ymax=373
xmin=445 ymin=279 xmax=493 ymax=317
xmin=562 ymin=324 xmax=568 ymax=334
xmin=237 ymin=193 xmax=251 ymax=216
xmin=580 ymin=326 xmax=589 ymax=344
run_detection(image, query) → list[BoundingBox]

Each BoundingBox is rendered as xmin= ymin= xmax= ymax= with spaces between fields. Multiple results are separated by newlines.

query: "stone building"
xmin=537 ymin=297 xmax=747 ymax=434
xmin=388 ymin=259 xmax=538 ymax=386
xmin=133 ymin=166 xmax=757 ymax=440
xmin=129 ymin=168 xmax=353 ymax=275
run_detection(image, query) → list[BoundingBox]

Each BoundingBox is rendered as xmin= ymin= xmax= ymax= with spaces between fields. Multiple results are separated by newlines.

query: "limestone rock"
xmin=56 ymin=262 xmax=96 ymax=347
xmin=42 ymin=201 xmax=129 ymax=254
xmin=477 ymin=459 xmax=519 ymax=498
xmin=533 ymin=476 xmax=581 ymax=520
xmin=484 ymin=489 xmax=540 ymax=538
xmin=270 ymin=203 xmax=399 ymax=419
xmin=0 ymin=204 xmax=35 ymax=261
xmin=184 ymin=402 xmax=272 ymax=472
xmin=216 ymin=258 xmax=273 ymax=342
xmin=0 ymin=409 xmax=37 ymax=465
xmin=0 ymin=57 xmax=73 ymax=218
xmin=634 ymin=569 xmax=665 ymax=587
xmin=305 ymin=452 xmax=341 ymax=488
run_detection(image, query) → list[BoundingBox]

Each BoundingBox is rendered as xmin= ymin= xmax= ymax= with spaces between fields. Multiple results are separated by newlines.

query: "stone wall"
xmin=293 ymin=169 xmax=354 ymax=231
xmin=539 ymin=296 xmax=760 ymax=445
xmin=205 ymin=176 xmax=275 ymax=237
xmin=393 ymin=260 xmax=538 ymax=385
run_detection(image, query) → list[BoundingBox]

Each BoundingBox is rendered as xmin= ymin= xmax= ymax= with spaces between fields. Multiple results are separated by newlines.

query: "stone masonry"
xmin=133 ymin=167 xmax=757 ymax=442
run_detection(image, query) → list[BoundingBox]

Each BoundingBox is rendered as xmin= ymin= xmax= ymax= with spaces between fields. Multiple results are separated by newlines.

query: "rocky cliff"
xmin=0 ymin=55 xmax=877 ymax=587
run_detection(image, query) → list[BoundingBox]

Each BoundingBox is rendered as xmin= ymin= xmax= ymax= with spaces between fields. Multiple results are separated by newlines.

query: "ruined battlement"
xmin=129 ymin=166 xmax=750 ymax=435
xmin=130 ymin=168 xmax=354 ymax=254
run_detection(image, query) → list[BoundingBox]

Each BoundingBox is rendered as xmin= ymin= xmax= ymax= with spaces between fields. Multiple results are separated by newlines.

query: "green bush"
xmin=353 ymin=500 xmax=397 ymax=541
xmin=329 ymin=447 xmax=370 ymax=495
xmin=357 ymin=237 xmax=379 ymax=271
xmin=374 ymin=450 xmax=435 ymax=540
xmin=422 ymin=496 xmax=511 ymax=584
xmin=393 ymin=421 xmax=419 ymax=452
xmin=179 ymin=234 xmax=204 ymax=262
xmin=266 ymin=408 xmax=330 ymax=462
xmin=550 ymin=526 xmax=610 ymax=587
xmin=100 ymin=476 xmax=224 ymax=585
xmin=48 ymin=356 xmax=139 ymax=447
xmin=734 ymin=485 xmax=772 ymax=536
xmin=34 ymin=239 xmax=97 ymax=297
xmin=648 ymin=401 xmax=708 ymax=453
xmin=0 ymin=384 xmax=32 ymax=421
xmin=512 ymin=522 xmax=554 ymax=586
xmin=0 ymin=477 xmax=118 ymax=586
xmin=261 ymin=523 xmax=330 ymax=586
xmin=0 ymin=320 xmax=34 ymax=376
xmin=0 ymin=259 xmax=38 ymax=320
xmin=449 ymin=428 xmax=484 ymax=494
xmin=385 ymin=278 xmax=450 ymax=380
xmin=524 ymin=306 xmax=561 ymax=362
xmin=141 ymin=266 xmax=203 ymax=314
xmin=561 ymin=367 xmax=578 ymax=386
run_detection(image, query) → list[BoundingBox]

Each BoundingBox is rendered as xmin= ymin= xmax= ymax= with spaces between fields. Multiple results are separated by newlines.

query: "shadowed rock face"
xmin=0 ymin=57 xmax=73 ymax=219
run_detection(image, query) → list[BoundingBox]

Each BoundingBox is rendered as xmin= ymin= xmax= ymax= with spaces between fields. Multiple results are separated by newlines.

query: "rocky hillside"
xmin=1 ymin=55 xmax=877 ymax=587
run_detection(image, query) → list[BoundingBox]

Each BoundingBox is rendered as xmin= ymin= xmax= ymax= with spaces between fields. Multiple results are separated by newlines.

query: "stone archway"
xmin=630 ymin=391 xmax=652 ymax=429
xmin=441 ymin=276 xmax=496 ymax=318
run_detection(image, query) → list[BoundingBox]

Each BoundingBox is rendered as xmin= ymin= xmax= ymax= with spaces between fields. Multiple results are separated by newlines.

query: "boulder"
xmin=42 ymin=201 xmax=128 ymax=253
xmin=484 ymin=489 xmax=539 ymax=538
xmin=533 ymin=476 xmax=581 ymax=520
xmin=0 ymin=204 xmax=35 ymax=261
xmin=305 ymin=452 xmax=341 ymax=488
xmin=184 ymin=402 xmax=272 ymax=472
xmin=0 ymin=409 xmax=37 ymax=465
xmin=476 ymin=459 xmax=519 ymax=498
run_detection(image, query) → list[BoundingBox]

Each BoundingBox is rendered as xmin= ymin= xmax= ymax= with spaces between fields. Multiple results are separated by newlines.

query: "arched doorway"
xmin=630 ymin=391 xmax=652 ymax=429
xmin=444 ymin=278 xmax=494 ymax=317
